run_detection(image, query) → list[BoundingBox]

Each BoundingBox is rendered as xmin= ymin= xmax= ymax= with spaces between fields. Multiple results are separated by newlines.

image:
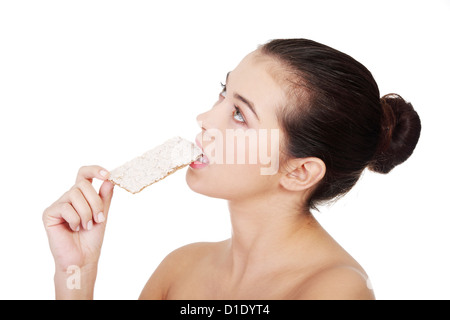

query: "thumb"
xmin=99 ymin=180 xmax=114 ymax=220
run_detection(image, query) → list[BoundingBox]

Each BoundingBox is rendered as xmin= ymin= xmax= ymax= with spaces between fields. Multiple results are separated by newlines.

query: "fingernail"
xmin=86 ymin=220 xmax=93 ymax=231
xmin=100 ymin=170 xmax=109 ymax=178
xmin=97 ymin=212 xmax=105 ymax=223
xmin=75 ymin=225 xmax=80 ymax=232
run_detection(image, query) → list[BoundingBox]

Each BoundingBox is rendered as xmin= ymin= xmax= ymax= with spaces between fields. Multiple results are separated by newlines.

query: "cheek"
xmin=186 ymin=128 xmax=282 ymax=199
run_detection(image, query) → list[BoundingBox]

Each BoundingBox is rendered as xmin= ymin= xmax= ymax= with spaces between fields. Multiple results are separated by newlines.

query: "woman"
xmin=43 ymin=39 xmax=421 ymax=299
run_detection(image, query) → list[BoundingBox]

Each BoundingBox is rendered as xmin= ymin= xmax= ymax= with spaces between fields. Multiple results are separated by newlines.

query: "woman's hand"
xmin=42 ymin=165 xmax=114 ymax=299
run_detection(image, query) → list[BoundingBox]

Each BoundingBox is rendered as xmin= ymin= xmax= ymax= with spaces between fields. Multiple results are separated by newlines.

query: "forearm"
xmin=54 ymin=265 xmax=97 ymax=300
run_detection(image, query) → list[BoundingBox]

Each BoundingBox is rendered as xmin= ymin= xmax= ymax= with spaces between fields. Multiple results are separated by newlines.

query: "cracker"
xmin=109 ymin=136 xmax=202 ymax=194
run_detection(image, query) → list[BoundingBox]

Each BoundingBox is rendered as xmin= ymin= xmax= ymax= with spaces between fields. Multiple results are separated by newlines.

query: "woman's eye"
xmin=219 ymin=82 xmax=245 ymax=124
xmin=233 ymin=106 xmax=246 ymax=123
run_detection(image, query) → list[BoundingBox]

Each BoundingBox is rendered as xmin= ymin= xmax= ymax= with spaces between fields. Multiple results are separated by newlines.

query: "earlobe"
xmin=280 ymin=158 xmax=326 ymax=192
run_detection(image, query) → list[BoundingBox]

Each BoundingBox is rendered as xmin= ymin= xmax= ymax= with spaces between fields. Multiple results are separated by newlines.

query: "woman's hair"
xmin=260 ymin=39 xmax=421 ymax=210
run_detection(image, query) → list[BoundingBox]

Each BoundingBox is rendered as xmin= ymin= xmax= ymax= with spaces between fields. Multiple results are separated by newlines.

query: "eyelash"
xmin=219 ymin=82 xmax=246 ymax=125
xmin=220 ymin=82 xmax=226 ymax=96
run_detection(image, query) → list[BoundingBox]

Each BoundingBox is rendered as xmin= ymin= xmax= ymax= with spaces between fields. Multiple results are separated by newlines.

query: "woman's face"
xmin=186 ymin=51 xmax=288 ymax=201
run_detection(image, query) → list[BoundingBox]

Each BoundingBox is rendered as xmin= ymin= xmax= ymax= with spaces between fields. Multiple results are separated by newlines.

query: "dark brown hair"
xmin=260 ymin=39 xmax=421 ymax=210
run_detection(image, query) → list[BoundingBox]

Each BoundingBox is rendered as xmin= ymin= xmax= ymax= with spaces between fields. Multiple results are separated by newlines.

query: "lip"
xmin=190 ymin=137 xmax=210 ymax=169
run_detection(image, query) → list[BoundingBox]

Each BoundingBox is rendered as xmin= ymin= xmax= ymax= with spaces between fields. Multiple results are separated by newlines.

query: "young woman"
xmin=43 ymin=39 xmax=421 ymax=300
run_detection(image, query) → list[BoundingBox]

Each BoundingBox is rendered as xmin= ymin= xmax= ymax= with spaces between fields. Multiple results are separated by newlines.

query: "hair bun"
xmin=368 ymin=94 xmax=421 ymax=174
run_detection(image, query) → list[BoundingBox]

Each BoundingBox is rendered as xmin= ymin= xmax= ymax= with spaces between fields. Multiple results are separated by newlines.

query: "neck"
xmin=225 ymin=191 xmax=318 ymax=280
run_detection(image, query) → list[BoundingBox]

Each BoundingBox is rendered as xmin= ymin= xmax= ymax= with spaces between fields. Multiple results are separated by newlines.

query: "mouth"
xmin=189 ymin=138 xmax=210 ymax=169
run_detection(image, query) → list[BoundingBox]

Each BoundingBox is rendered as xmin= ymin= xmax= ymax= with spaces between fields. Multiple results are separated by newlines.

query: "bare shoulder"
xmin=139 ymin=241 xmax=225 ymax=300
xmin=171 ymin=240 xmax=224 ymax=257
xmin=296 ymin=265 xmax=375 ymax=300
xmin=162 ymin=241 xmax=225 ymax=267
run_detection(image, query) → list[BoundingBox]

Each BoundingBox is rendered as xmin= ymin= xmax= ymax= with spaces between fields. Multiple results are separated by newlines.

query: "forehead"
xmin=229 ymin=51 xmax=287 ymax=124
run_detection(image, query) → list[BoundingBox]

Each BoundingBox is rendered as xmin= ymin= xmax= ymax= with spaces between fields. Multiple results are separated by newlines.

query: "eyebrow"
xmin=226 ymin=72 xmax=260 ymax=121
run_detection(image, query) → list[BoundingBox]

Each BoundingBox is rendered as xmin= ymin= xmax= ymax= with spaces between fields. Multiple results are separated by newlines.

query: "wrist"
xmin=54 ymin=264 xmax=98 ymax=300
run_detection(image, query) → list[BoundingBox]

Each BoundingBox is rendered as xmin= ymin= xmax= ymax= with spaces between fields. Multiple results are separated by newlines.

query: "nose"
xmin=196 ymin=107 xmax=222 ymax=145
xmin=196 ymin=106 xmax=218 ymax=131
xmin=196 ymin=112 xmax=207 ymax=130
xmin=196 ymin=98 xmax=225 ymax=131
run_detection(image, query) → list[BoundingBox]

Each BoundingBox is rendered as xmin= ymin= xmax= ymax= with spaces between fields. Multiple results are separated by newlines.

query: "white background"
xmin=0 ymin=0 xmax=449 ymax=300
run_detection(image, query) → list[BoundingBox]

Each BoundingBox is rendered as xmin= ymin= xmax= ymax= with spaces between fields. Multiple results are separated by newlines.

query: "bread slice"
xmin=109 ymin=136 xmax=202 ymax=194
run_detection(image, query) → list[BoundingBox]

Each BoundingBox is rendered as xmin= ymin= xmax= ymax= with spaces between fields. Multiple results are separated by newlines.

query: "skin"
xmin=42 ymin=50 xmax=375 ymax=300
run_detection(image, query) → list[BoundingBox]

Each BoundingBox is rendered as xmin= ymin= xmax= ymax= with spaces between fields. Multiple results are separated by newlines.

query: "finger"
xmin=68 ymin=187 xmax=94 ymax=230
xmin=76 ymin=179 xmax=105 ymax=224
xmin=76 ymin=165 xmax=109 ymax=183
xmin=98 ymin=180 xmax=114 ymax=222
xmin=43 ymin=202 xmax=80 ymax=232
xmin=59 ymin=202 xmax=82 ymax=232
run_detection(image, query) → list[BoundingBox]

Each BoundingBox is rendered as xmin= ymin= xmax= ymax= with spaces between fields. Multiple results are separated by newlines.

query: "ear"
xmin=280 ymin=157 xmax=326 ymax=192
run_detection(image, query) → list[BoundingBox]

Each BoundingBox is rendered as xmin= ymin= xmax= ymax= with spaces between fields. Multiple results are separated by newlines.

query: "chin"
xmin=185 ymin=167 xmax=227 ymax=199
